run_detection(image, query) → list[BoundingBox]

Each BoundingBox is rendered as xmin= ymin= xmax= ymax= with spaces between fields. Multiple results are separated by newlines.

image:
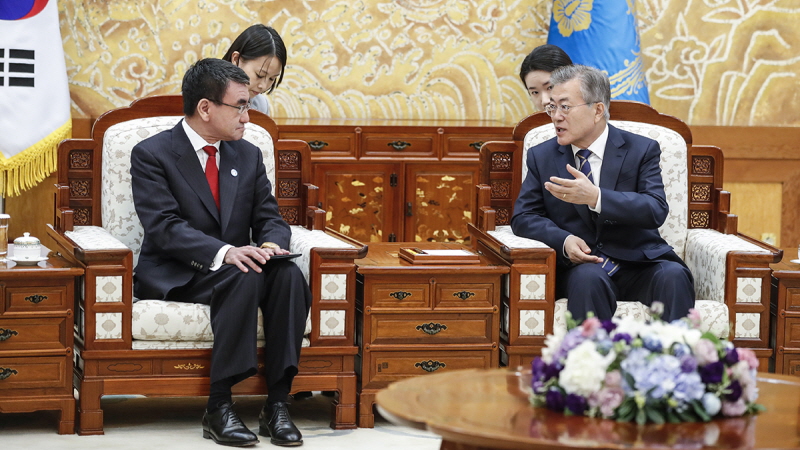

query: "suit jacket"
xmin=130 ymin=120 xmax=291 ymax=300
xmin=510 ymin=124 xmax=673 ymax=268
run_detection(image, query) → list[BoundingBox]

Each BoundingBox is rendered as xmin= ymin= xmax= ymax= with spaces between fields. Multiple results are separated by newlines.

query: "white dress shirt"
xmin=181 ymin=120 xmax=231 ymax=270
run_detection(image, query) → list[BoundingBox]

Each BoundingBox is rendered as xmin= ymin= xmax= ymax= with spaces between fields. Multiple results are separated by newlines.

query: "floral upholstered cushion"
xmin=522 ymin=120 xmax=688 ymax=260
xmin=553 ymin=298 xmax=729 ymax=338
xmin=684 ymin=229 xmax=772 ymax=303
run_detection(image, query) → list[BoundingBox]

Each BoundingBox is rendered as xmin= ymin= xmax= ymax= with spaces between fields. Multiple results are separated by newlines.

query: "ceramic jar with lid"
xmin=13 ymin=232 xmax=41 ymax=260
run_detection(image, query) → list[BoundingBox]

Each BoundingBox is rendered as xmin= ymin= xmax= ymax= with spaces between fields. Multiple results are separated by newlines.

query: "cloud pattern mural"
xmin=60 ymin=0 xmax=800 ymax=126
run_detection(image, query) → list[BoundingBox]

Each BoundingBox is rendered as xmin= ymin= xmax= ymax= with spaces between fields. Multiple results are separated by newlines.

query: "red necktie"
xmin=203 ymin=145 xmax=220 ymax=209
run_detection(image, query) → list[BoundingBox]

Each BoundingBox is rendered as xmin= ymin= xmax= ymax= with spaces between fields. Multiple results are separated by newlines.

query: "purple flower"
xmin=601 ymin=320 xmax=616 ymax=333
xmin=565 ymin=393 xmax=588 ymax=415
xmin=545 ymin=388 xmax=565 ymax=411
xmin=699 ymin=361 xmax=724 ymax=384
xmin=553 ymin=328 xmax=587 ymax=362
xmin=724 ymin=348 xmax=740 ymax=366
xmin=679 ymin=355 xmax=697 ymax=373
xmin=613 ymin=333 xmax=632 ymax=345
xmin=724 ymin=380 xmax=743 ymax=402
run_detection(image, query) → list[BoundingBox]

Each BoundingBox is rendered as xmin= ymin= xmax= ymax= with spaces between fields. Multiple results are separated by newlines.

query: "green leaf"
xmin=645 ymin=406 xmax=665 ymax=424
xmin=636 ymin=408 xmax=647 ymax=425
xmin=690 ymin=400 xmax=711 ymax=422
xmin=617 ymin=398 xmax=634 ymax=417
xmin=666 ymin=409 xmax=681 ymax=423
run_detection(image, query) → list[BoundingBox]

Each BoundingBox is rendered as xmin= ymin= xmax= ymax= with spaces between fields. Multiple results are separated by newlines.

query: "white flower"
xmin=613 ymin=316 xmax=646 ymax=337
xmin=541 ymin=326 xmax=566 ymax=364
xmin=702 ymin=392 xmax=721 ymax=416
xmin=558 ymin=340 xmax=615 ymax=397
xmin=643 ymin=321 xmax=702 ymax=350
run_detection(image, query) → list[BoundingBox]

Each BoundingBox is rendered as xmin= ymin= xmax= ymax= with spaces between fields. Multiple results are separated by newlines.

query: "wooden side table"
xmin=355 ymin=242 xmax=508 ymax=427
xmin=771 ymin=248 xmax=800 ymax=375
xmin=0 ymin=245 xmax=83 ymax=434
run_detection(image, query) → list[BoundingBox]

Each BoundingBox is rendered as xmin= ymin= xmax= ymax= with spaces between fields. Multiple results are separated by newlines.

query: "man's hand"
xmin=564 ymin=235 xmax=603 ymax=265
xmin=545 ymin=164 xmax=599 ymax=208
xmin=224 ymin=245 xmax=290 ymax=273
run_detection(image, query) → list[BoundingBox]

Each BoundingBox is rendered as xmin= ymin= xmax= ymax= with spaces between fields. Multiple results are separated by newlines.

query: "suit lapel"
xmin=218 ymin=141 xmax=239 ymax=234
xmin=599 ymin=125 xmax=627 ymax=191
xmin=173 ymin=122 xmax=220 ymax=223
xmin=556 ymin=144 xmax=593 ymax=228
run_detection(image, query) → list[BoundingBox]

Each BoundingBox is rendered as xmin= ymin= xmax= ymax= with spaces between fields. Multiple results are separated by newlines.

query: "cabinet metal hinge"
xmin=406 ymin=202 xmax=413 ymax=217
xmin=388 ymin=233 xmax=397 ymax=242
xmin=390 ymin=173 xmax=398 ymax=187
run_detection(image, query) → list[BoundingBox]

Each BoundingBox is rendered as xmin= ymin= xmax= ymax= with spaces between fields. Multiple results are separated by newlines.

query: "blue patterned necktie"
xmin=577 ymin=149 xmax=618 ymax=275
xmin=576 ymin=149 xmax=594 ymax=183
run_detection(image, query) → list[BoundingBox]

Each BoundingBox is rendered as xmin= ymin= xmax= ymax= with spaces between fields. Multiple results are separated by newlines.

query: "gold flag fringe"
xmin=0 ymin=120 xmax=72 ymax=198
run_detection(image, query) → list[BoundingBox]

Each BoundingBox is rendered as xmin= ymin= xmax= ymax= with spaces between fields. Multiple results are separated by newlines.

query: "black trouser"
xmin=168 ymin=260 xmax=311 ymax=386
xmin=557 ymin=251 xmax=695 ymax=322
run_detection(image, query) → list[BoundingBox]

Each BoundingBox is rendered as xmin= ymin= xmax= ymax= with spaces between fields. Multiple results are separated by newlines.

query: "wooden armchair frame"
xmin=48 ymin=95 xmax=367 ymax=434
xmin=468 ymin=101 xmax=782 ymax=369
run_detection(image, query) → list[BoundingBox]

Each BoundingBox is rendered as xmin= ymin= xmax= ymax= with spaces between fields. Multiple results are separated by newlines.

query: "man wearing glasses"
xmin=511 ymin=64 xmax=694 ymax=323
xmin=131 ymin=58 xmax=309 ymax=447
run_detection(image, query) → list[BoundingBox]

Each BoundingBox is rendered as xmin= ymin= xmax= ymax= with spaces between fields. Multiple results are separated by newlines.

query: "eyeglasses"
xmin=544 ymin=102 xmax=594 ymax=117
xmin=215 ymin=101 xmax=251 ymax=114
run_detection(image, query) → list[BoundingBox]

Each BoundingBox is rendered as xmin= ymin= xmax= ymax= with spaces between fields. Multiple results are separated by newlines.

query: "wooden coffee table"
xmin=376 ymin=368 xmax=800 ymax=450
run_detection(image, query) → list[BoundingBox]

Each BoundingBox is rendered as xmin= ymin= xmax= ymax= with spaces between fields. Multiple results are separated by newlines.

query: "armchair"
xmin=468 ymin=101 xmax=781 ymax=369
xmin=49 ymin=95 xmax=367 ymax=434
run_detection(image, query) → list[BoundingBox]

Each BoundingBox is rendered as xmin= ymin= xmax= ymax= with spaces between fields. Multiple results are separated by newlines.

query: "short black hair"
xmin=223 ymin=24 xmax=287 ymax=94
xmin=519 ymin=44 xmax=573 ymax=84
xmin=181 ymin=58 xmax=250 ymax=117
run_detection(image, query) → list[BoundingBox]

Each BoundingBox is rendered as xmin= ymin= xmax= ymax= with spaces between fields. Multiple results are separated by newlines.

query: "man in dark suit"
xmin=131 ymin=58 xmax=309 ymax=447
xmin=511 ymin=64 xmax=694 ymax=322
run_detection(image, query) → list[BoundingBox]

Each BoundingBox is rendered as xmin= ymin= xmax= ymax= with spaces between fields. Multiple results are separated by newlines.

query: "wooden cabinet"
xmin=771 ymin=250 xmax=800 ymax=374
xmin=276 ymin=118 xmax=513 ymax=243
xmin=354 ymin=242 xmax=508 ymax=427
xmin=0 ymin=247 xmax=83 ymax=434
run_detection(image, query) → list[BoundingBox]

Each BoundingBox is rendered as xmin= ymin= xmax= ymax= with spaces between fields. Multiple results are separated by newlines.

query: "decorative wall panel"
xmin=60 ymin=1 xmax=800 ymax=126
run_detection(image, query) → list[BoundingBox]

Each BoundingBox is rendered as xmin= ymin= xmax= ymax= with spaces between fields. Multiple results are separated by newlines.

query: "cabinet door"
xmin=405 ymin=163 xmax=479 ymax=243
xmin=314 ymin=163 xmax=401 ymax=243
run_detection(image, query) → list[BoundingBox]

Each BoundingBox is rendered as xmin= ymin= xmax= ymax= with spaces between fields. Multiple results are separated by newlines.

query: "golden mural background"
xmin=59 ymin=0 xmax=800 ymax=126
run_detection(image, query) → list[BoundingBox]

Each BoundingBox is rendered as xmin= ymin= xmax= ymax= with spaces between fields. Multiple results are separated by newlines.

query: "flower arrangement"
xmin=530 ymin=303 xmax=764 ymax=424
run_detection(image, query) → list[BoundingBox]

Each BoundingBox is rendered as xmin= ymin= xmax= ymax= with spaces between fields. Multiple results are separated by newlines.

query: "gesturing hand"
xmin=544 ymin=164 xmax=599 ymax=208
xmin=224 ymin=245 xmax=290 ymax=273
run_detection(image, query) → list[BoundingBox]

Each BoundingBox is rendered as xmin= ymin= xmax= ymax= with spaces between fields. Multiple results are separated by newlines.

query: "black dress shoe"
xmin=259 ymin=401 xmax=303 ymax=446
xmin=292 ymin=391 xmax=313 ymax=400
xmin=202 ymin=401 xmax=259 ymax=447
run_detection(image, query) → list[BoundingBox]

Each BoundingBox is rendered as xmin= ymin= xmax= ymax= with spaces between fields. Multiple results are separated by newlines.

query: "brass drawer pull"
xmin=389 ymin=291 xmax=412 ymax=301
xmin=387 ymin=140 xmax=411 ymax=150
xmin=453 ymin=291 xmax=475 ymax=300
xmin=25 ymin=294 xmax=48 ymax=304
xmin=469 ymin=141 xmax=485 ymax=150
xmin=416 ymin=322 xmax=447 ymax=335
xmin=0 ymin=367 xmax=19 ymax=380
xmin=415 ymin=360 xmax=446 ymax=372
xmin=0 ymin=328 xmax=19 ymax=341
xmin=307 ymin=140 xmax=329 ymax=150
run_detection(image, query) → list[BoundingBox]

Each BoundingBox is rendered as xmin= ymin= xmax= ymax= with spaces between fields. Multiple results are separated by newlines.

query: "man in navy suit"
xmin=131 ymin=58 xmax=308 ymax=447
xmin=511 ymin=64 xmax=694 ymax=323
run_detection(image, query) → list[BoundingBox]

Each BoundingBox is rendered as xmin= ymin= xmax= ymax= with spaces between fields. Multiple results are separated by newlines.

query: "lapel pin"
xmin=231 ymin=169 xmax=238 ymax=177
